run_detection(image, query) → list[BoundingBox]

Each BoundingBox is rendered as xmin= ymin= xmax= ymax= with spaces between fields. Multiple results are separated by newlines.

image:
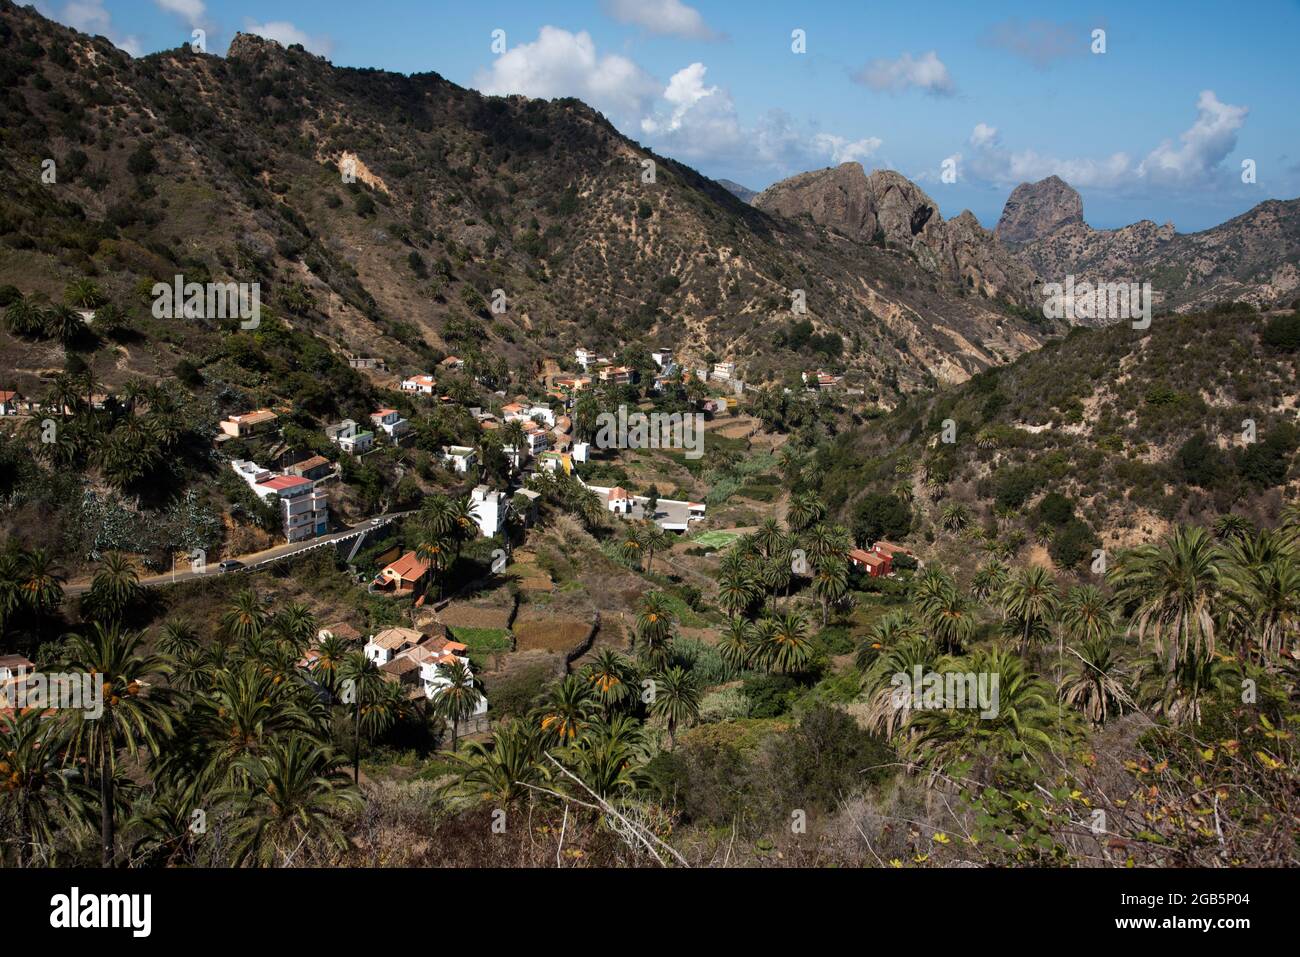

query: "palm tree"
xmin=716 ymin=568 xmax=759 ymax=620
xmin=18 ymin=548 xmax=65 ymax=619
xmin=641 ymin=524 xmax=672 ymax=576
xmin=941 ymin=502 xmax=971 ymax=533
xmin=46 ymin=305 xmax=86 ymax=347
xmin=718 ymin=617 xmax=755 ymax=673
xmin=64 ymin=278 xmax=106 ymax=309
xmin=755 ymin=518 xmax=786 ymax=559
xmin=221 ymin=589 xmax=266 ymax=644
xmin=1108 ymin=526 xmax=1224 ymax=670
xmin=582 ymin=649 xmax=633 ymax=718
xmin=338 ymin=652 xmax=395 ymax=784
xmin=1059 ymin=636 xmax=1131 ymax=726
xmin=760 ymin=610 xmax=814 ymax=674
xmin=562 ymin=715 xmax=647 ymax=798
xmin=223 ymin=738 xmax=361 ymax=866
xmin=1221 ymin=530 xmax=1300 ymax=661
xmin=444 ymin=720 xmax=547 ymax=805
xmin=859 ymin=633 xmax=948 ymax=738
xmin=853 ymin=610 xmax=922 ymax=672
xmin=615 ymin=520 xmax=642 ymax=569
xmin=925 ymin=579 xmax=977 ymax=655
xmin=908 ymin=646 xmax=1063 ymax=770
xmin=268 ymin=603 xmax=318 ymax=654
xmin=62 ymin=623 xmax=175 ymax=866
xmin=1000 ymin=565 xmax=1060 ymax=654
xmin=155 ymin=620 xmax=199 ymax=658
xmin=0 ymin=711 xmax=87 ymax=866
xmin=969 ymin=560 xmax=1009 ymax=602
xmin=431 ymin=659 xmax=483 ymax=751
xmin=812 ymin=556 xmax=849 ymax=627
xmin=500 ymin=420 xmax=526 ymax=471
xmin=649 ymin=666 xmax=700 ymax=747
xmin=1060 ymin=585 xmax=1115 ymax=645
xmin=1212 ymin=513 xmax=1254 ymax=542
xmin=1134 ymin=649 xmax=1241 ymax=726
xmin=535 ymin=675 xmax=596 ymax=746
xmin=634 ymin=591 xmax=675 ymax=665
xmin=85 ymin=551 xmax=142 ymax=625
xmin=787 ymin=492 xmax=826 ymax=533
xmin=413 ymin=532 xmax=453 ymax=600
xmin=3 ymin=297 xmax=48 ymax=337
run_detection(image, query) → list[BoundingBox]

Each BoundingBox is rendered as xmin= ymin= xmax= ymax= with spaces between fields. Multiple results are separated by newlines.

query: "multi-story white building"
xmin=370 ymin=409 xmax=410 ymax=439
xmin=470 ymin=485 xmax=505 ymax=537
xmin=229 ymin=460 xmax=329 ymax=543
xmin=400 ymin=374 xmax=437 ymax=395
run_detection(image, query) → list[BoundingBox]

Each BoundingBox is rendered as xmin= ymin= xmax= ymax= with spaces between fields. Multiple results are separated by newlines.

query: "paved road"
xmin=63 ymin=511 xmax=416 ymax=597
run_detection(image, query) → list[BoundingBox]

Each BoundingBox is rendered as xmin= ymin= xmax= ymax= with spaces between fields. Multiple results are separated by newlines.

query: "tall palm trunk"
xmin=352 ymin=697 xmax=361 ymax=784
xmin=100 ymin=744 xmax=114 ymax=867
xmin=451 ymin=716 xmax=459 ymax=752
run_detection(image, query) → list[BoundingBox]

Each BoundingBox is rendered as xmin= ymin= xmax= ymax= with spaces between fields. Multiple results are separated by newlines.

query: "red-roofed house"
xmin=849 ymin=548 xmax=889 ymax=577
xmin=0 ymin=391 xmax=23 ymax=416
xmin=372 ymin=551 xmax=431 ymax=594
xmin=607 ymin=486 xmax=632 ymax=515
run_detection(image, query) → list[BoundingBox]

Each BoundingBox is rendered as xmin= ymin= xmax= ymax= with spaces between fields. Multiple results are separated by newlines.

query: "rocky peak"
xmin=995 ymin=175 xmax=1085 ymax=245
xmin=754 ymin=163 xmax=1035 ymax=304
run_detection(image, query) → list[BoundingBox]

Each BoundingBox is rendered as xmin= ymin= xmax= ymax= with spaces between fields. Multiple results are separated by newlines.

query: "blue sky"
xmin=33 ymin=0 xmax=1300 ymax=230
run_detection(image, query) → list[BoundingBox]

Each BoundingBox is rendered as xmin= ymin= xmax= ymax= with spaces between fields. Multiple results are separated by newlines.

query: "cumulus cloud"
xmin=474 ymin=30 xmax=879 ymax=177
xmin=154 ymin=0 xmax=206 ymax=24
xmin=40 ymin=0 xmax=142 ymax=55
xmin=474 ymin=26 xmax=661 ymax=128
xmin=243 ymin=20 xmax=334 ymax=56
xmin=1138 ymin=91 xmax=1249 ymax=186
xmin=963 ymin=91 xmax=1248 ymax=191
xmin=981 ymin=19 xmax=1088 ymax=69
xmin=602 ymin=0 xmax=718 ymax=40
xmin=640 ymin=66 xmax=882 ymax=171
xmin=853 ymin=51 xmax=954 ymax=96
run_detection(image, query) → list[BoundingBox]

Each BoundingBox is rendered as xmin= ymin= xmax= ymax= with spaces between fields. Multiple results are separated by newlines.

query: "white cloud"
xmin=641 ymin=67 xmax=881 ymax=172
xmin=854 ymin=51 xmax=954 ymax=96
xmin=602 ymin=0 xmax=718 ymax=40
xmin=243 ymin=20 xmax=333 ymax=56
xmin=811 ymin=133 xmax=883 ymax=165
xmin=474 ymin=26 xmax=660 ymax=128
xmin=40 ymin=0 xmax=142 ymax=55
xmin=154 ymin=0 xmax=206 ymax=24
xmin=1138 ymin=90 xmax=1249 ymax=186
xmin=969 ymin=123 xmax=999 ymax=149
xmin=963 ymin=91 xmax=1248 ymax=192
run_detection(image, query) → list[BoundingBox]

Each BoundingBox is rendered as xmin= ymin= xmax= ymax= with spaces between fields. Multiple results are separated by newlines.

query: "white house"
xmin=364 ymin=627 xmax=424 ymax=666
xmin=417 ymin=640 xmax=488 ymax=713
xmin=503 ymin=404 xmax=556 ymax=428
xmin=229 ymin=460 xmax=330 ymax=543
xmin=572 ymin=441 xmax=590 ymax=463
xmin=651 ymin=349 xmax=673 ymax=369
xmin=470 ymin=485 xmax=505 ymax=537
xmin=370 ymin=409 xmax=410 ymax=439
xmin=327 ymin=419 xmax=375 ymax=454
xmin=441 ymin=445 xmax=478 ymax=474
xmin=711 ymin=362 xmax=735 ymax=381
xmin=400 ymin=374 xmax=437 ymax=395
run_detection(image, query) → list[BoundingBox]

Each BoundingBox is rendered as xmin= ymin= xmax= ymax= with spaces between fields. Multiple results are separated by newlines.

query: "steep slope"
xmin=753 ymin=163 xmax=1038 ymax=306
xmin=0 ymin=0 xmax=1054 ymax=403
xmin=1007 ymin=177 xmax=1300 ymax=316
xmin=817 ymin=303 xmax=1300 ymax=557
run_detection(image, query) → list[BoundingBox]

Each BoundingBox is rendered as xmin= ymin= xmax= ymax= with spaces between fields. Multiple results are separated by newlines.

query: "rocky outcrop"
xmin=994 ymin=175 xmax=1084 ymax=245
xmin=754 ymin=163 xmax=1037 ymax=304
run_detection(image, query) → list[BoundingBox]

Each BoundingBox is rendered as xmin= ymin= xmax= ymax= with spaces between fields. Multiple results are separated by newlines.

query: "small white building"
xmin=370 ymin=409 xmax=410 ymax=439
xmin=470 ymin=485 xmax=505 ymax=537
xmin=364 ymin=627 xmax=424 ymax=666
xmin=441 ymin=445 xmax=478 ymax=474
xmin=401 ymin=374 xmax=437 ymax=395
xmin=327 ymin=419 xmax=375 ymax=454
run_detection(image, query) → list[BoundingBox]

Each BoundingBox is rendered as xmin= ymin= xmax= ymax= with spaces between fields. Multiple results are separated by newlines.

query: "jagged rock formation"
xmin=994 ymin=175 xmax=1084 ymax=245
xmin=753 ymin=163 xmax=1037 ymax=305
